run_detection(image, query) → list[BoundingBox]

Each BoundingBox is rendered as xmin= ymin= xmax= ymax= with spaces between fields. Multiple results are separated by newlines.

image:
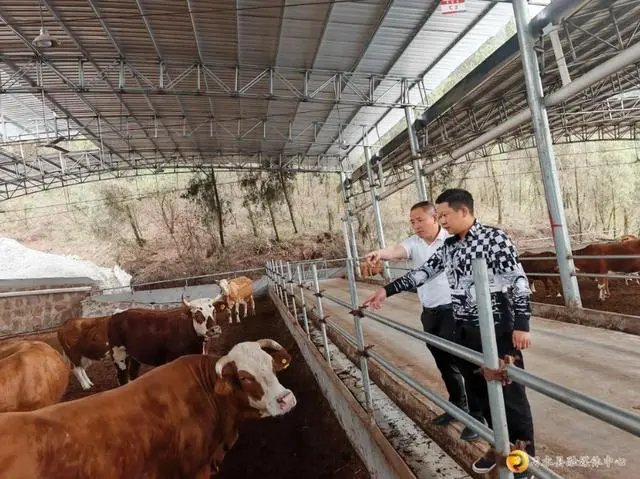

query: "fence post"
xmin=472 ymin=258 xmax=514 ymax=479
xmin=287 ymin=262 xmax=297 ymax=320
xmin=345 ymin=257 xmax=374 ymax=413
xmin=280 ymin=261 xmax=289 ymax=309
xmin=271 ymin=260 xmax=279 ymax=298
xmin=311 ymin=263 xmax=331 ymax=365
xmin=512 ymin=0 xmax=582 ymax=308
xmin=296 ymin=264 xmax=310 ymax=338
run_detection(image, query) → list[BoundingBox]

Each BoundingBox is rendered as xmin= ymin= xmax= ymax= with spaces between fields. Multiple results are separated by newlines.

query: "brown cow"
xmin=0 ymin=339 xmax=296 ymax=478
xmin=108 ymin=296 xmax=222 ymax=385
xmin=360 ymin=259 xmax=384 ymax=278
xmin=573 ymin=239 xmax=640 ymax=300
xmin=519 ymin=251 xmax=561 ymax=297
xmin=217 ymin=276 xmax=255 ymax=324
xmin=57 ymin=315 xmax=111 ymax=390
xmin=0 ymin=340 xmax=69 ymax=412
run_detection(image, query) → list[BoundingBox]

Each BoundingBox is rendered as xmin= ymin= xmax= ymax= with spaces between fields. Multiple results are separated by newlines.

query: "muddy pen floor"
xmin=26 ymin=298 xmax=371 ymax=479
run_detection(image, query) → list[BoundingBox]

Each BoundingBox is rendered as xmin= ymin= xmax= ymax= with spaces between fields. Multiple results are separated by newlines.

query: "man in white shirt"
xmin=364 ymin=201 xmax=476 ymax=441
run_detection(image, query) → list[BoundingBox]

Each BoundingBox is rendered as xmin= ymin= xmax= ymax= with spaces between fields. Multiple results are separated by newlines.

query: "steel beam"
xmin=513 ymin=0 xmax=582 ymax=308
xmin=0 ymin=57 xmax=422 ymax=109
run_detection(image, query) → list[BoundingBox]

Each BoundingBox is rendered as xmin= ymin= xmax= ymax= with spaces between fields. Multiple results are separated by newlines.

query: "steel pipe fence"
xmin=265 ymin=257 xmax=640 ymax=479
xmin=97 ymin=266 xmax=266 ymax=295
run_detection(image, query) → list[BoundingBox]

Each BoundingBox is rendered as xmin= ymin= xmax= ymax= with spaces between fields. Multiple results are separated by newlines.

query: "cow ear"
xmin=270 ymin=349 xmax=292 ymax=372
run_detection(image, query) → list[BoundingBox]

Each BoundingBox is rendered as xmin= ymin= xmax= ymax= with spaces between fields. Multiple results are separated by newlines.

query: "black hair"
xmin=435 ymin=188 xmax=474 ymax=214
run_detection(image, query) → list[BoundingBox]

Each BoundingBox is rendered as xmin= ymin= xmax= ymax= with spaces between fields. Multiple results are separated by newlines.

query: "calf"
xmin=0 ymin=340 xmax=69 ymax=412
xmin=0 ymin=339 xmax=296 ymax=478
xmin=108 ymin=296 xmax=222 ymax=385
xmin=57 ymin=315 xmax=111 ymax=390
xmin=217 ymin=276 xmax=255 ymax=324
xmin=360 ymin=259 xmax=384 ymax=278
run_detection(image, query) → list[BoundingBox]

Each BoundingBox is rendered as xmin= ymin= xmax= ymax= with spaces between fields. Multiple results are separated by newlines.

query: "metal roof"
xmin=0 ymin=0 xmax=550 ymax=200
xmin=347 ymin=0 xmax=640 ymax=193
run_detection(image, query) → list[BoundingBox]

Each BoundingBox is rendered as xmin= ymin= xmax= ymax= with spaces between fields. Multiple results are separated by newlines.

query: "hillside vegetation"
xmin=1 ymin=139 xmax=638 ymax=286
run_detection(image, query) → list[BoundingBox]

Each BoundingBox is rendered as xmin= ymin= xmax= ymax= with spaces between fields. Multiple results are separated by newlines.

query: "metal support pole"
xmin=348 ymin=213 xmax=360 ymax=274
xmin=345 ymin=257 xmax=374 ymax=413
xmin=513 ymin=0 xmax=582 ymax=308
xmin=363 ymin=126 xmax=391 ymax=281
xmin=280 ymin=260 xmax=289 ymax=308
xmin=276 ymin=260 xmax=283 ymax=300
xmin=296 ymin=264 xmax=310 ymax=338
xmin=311 ymin=264 xmax=331 ymax=364
xmin=405 ymin=106 xmax=428 ymax=201
xmin=287 ymin=262 xmax=297 ymax=320
xmin=339 ymin=173 xmax=354 ymax=265
xmin=340 ymin=171 xmax=361 ymax=278
xmin=272 ymin=260 xmax=280 ymax=298
xmin=473 ymin=258 xmax=513 ymax=479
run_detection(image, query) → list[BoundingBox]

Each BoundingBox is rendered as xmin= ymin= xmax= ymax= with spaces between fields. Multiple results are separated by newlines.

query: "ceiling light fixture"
xmin=32 ymin=1 xmax=59 ymax=48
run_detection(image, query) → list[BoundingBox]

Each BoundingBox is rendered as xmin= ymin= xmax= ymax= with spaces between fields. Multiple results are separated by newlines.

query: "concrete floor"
xmin=303 ymin=278 xmax=640 ymax=479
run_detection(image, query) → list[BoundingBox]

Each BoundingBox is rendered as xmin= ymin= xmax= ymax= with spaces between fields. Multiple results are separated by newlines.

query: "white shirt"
xmin=400 ymin=227 xmax=452 ymax=308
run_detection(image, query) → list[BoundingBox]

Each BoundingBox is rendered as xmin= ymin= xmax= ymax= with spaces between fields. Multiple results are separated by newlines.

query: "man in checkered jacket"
xmin=363 ymin=188 xmax=535 ymax=476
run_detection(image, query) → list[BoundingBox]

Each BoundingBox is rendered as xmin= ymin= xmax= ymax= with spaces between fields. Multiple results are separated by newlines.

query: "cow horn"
xmin=215 ymin=355 xmax=234 ymax=377
xmin=256 ymin=339 xmax=283 ymax=350
xmin=181 ymin=294 xmax=190 ymax=307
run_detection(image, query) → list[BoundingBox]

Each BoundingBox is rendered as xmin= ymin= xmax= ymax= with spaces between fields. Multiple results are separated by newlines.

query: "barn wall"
xmin=0 ymin=277 xmax=96 ymax=338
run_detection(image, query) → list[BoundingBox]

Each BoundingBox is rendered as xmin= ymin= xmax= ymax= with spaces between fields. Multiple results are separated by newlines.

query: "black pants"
xmin=420 ymin=306 xmax=468 ymax=412
xmin=455 ymin=324 xmax=536 ymax=457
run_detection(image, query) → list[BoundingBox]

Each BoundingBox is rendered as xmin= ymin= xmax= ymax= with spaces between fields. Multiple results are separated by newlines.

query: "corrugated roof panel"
xmin=237 ymin=0 xmax=281 ymax=66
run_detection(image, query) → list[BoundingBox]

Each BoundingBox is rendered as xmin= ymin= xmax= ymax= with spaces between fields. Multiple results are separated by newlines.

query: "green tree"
xmin=182 ymin=169 xmax=230 ymax=247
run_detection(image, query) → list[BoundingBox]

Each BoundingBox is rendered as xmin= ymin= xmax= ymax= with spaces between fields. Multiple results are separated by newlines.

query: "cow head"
xmin=182 ymin=295 xmax=222 ymax=340
xmin=214 ymin=339 xmax=296 ymax=417
xmin=218 ymin=279 xmax=230 ymax=296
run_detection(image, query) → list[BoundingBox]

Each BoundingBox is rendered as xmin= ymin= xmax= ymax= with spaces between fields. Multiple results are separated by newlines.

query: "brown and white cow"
xmin=0 ymin=339 xmax=296 ymax=479
xmin=0 ymin=340 xmax=69 ymax=412
xmin=108 ymin=296 xmax=222 ymax=385
xmin=57 ymin=315 xmax=111 ymax=390
xmin=217 ymin=276 xmax=255 ymax=324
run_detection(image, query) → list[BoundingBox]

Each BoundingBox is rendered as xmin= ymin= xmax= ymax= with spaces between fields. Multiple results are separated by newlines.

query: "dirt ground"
xmin=22 ymin=298 xmax=370 ymax=479
xmin=530 ymin=276 xmax=640 ymax=316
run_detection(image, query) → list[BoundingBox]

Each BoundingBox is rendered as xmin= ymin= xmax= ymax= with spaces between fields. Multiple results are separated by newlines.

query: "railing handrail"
xmin=267 ymin=257 xmax=640 ymax=479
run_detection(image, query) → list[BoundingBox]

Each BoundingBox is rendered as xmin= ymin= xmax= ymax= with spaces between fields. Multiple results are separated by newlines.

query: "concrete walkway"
xmin=303 ymin=278 xmax=640 ymax=479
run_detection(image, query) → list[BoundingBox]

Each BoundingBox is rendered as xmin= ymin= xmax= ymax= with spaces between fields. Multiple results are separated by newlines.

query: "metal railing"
xmin=94 ymin=266 xmax=266 ymax=295
xmin=266 ymin=256 xmax=640 ymax=479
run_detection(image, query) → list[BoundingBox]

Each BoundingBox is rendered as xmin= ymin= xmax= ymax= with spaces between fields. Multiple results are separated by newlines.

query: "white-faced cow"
xmin=0 ymin=339 xmax=296 ymax=478
xmin=217 ymin=276 xmax=255 ymax=324
xmin=0 ymin=340 xmax=69 ymax=412
xmin=107 ymin=296 xmax=222 ymax=385
xmin=57 ymin=315 xmax=111 ymax=390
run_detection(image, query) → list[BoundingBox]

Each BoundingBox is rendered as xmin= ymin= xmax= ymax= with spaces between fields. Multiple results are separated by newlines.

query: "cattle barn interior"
xmin=1 ymin=0 xmax=640 ymax=478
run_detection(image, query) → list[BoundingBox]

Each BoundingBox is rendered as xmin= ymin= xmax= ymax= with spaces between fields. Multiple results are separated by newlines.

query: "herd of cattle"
xmin=520 ymin=235 xmax=640 ymax=300
xmin=0 ymin=275 xmax=297 ymax=478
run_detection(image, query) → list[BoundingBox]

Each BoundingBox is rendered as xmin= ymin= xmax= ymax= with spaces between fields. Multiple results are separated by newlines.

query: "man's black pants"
xmin=455 ymin=324 xmax=536 ymax=457
xmin=420 ymin=306 xmax=468 ymax=412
